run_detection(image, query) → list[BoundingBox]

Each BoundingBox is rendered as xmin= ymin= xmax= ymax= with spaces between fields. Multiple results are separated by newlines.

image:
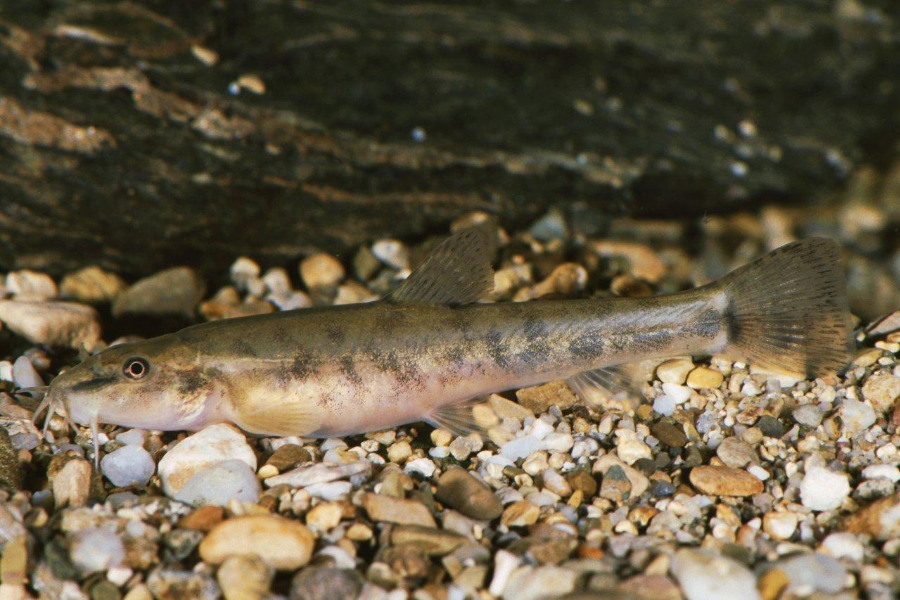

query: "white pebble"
xmin=489 ymin=550 xmax=520 ymax=597
xmin=542 ymin=432 xmax=574 ymax=454
xmin=529 ymin=419 xmax=554 ymax=440
xmin=820 ymin=532 xmax=865 ymax=561
xmin=115 ymin=429 xmax=147 ymax=446
xmin=305 ymin=481 xmax=353 ymax=500
xmin=174 ymin=460 xmax=261 ymax=507
xmin=262 ymin=267 xmax=292 ymax=295
xmin=840 ymin=398 xmax=876 ymax=435
xmin=6 ymin=270 xmax=57 ymax=300
xmin=157 ymin=424 xmax=257 ymax=497
xmin=0 ymin=361 xmax=12 ymax=382
xmin=862 ymin=464 xmax=900 ymax=482
xmin=616 ymin=438 xmax=652 ymax=465
xmin=106 ymin=566 xmax=133 ymax=586
xmin=653 ymin=395 xmax=676 ymax=416
xmin=12 ymin=356 xmax=43 ymax=390
xmin=371 ymin=240 xmax=410 ymax=270
xmin=100 ymin=445 xmax=155 ymax=487
xmin=501 ymin=436 xmax=543 ymax=461
xmin=800 ymin=467 xmax=850 ymax=511
xmin=662 ymin=383 xmax=691 ymax=404
xmin=404 ymin=458 xmax=436 ymax=478
xmin=671 ymin=549 xmax=762 ymax=600
xmin=70 ymin=529 xmax=125 ymax=573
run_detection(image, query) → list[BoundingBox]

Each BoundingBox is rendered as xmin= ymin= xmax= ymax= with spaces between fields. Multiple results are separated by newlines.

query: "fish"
xmin=36 ymin=228 xmax=851 ymax=461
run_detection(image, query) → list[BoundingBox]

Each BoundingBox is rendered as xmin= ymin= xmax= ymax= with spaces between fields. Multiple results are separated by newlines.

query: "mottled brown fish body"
xmin=42 ymin=230 xmax=851 ymax=444
xmin=177 ymin=289 xmax=724 ymax=436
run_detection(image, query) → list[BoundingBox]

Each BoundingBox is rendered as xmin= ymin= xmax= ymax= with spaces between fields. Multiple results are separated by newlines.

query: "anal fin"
xmin=566 ymin=360 xmax=655 ymax=407
xmin=426 ymin=396 xmax=490 ymax=437
xmin=231 ymin=394 xmax=323 ymax=437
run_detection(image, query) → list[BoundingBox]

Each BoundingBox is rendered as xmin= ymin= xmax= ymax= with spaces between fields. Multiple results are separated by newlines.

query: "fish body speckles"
xmin=44 ymin=227 xmax=852 ymax=442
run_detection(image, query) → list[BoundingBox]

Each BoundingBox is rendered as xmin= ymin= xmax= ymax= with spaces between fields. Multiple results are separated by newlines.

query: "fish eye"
xmin=123 ymin=357 xmax=150 ymax=380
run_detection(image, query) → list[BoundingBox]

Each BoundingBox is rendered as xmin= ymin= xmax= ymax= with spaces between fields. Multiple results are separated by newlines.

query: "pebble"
xmin=800 ymin=467 xmax=850 ymax=511
xmin=862 ymin=464 xmax=900 ymax=482
xmin=360 ymin=493 xmax=436 ymax=527
xmin=448 ymin=435 xmax=481 ymax=461
xmin=300 ymin=253 xmax=345 ymax=292
xmin=540 ymin=468 xmax=571 ymax=497
xmin=656 ymin=358 xmax=695 ymax=384
xmin=501 ymin=501 xmax=540 ymax=527
xmin=404 ymin=457 xmax=436 ymax=478
xmin=500 ymin=436 xmax=542 ymax=461
xmin=599 ymin=465 xmax=632 ymax=503
xmin=840 ymin=397 xmax=876 ymax=434
xmin=502 ymin=565 xmax=576 ymax=600
xmin=199 ymin=515 xmax=315 ymax=570
xmin=229 ymin=257 xmax=261 ymax=291
xmin=792 ymin=404 xmax=823 ymax=428
xmin=174 ymin=460 xmax=261 ymax=507
xmin=686 ymin=366 xmax=725 ymax=389
xmin=69 ymin=529 xmax=125 ymax=573
xmin=529 ymin=207 xmax=568 ymax=241
xmin=861 ymin=370 xmax=900 ymax=414
xmin=5 ymin=270 xmax=57 ymax=300
xmin=50 ymin=455 xmax=93 ymax=508
xmin=0 ymin=300 xmax=101 ymax=349
xmin=112 ymin=267 xmax=206 ymax=317
xmin=305 ymin=502 xmax=343 ymax=531
xmin=59 ymin=266 xmax=126 ymax=303
xmin=515 ymin=381 xmax=578 ymax=412
xmin=157 ymin=424 xmax=256 ymax=497
xmin=488 ymin=550 xmax=520 ymax=596
xmin=689 ymin=466 xmax=763 ymax=497
xmin=12 ymin=356 xmax=42 ymax=390
xmin=387 ymin=441 xmax=412 ymax=464
xmin=616 ymin=438 xmax=651 ymax=465
xmin=671 ymin=549 xmax=762 ymax=600
xmin=435 ymin=467 xmax=503 ymax=520
xmin=716 ymin=436 xmax=757 ymax=468
xmin=264 ymin=460 xmax=370 ymax=488
xmin=542 ymin=432 xmax=574 ymax=454
xmin=0 ymin=429 xmax=21 ymax=491
xmin=762 ymin=511 xmax=798 ymax=540
xmin=371 ymin=240 xmax=410 ymax=270
xmin=390 ymin=525 xmax=466 ymax=556
xmin=843 ymin=493 xmax=900 ymax=540
xmin=775 ymin=552 xmax=847 ymax=594
xmin=652 ymin=421 xmax=687 ymax=447
xmin=147 ymin=567 xmax=219 ymax=600
xmin=217 ymin=555 xmax=272 ymax=600
xmin=290 ymin=567 xmax=364 ymax=600
xmin=100 ymin=445 xmax=154 ymax=487
xmin=820 ymin=532 xmax=865 ymax=561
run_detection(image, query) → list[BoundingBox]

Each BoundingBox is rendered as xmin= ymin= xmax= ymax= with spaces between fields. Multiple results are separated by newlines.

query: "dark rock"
xmin=290 ymin=567 xmax=364 ymax=600
xmin=435 ymin=467 xmax=503 ymax=520
xmin=757 ymin=415 xmax=784 ymax=438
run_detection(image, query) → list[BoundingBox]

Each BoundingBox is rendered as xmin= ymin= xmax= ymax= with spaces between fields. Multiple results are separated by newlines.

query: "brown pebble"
xmin=515 ymin=380 xmax=578 ymax=413
xmin=360 ymin=492 xmax=436 ymax=528
xmin=501 ymin=501 xmax=540 ymax=527
xmin=389 ymin=525 xmax=466 ymax=556
xmin=49 ymin=453 xmax=92 ymax=508
xmin=178 ymin=506 xmax=225 ymax=532
xmin=565 ymin=469 xmax=598 ymax=498
xmin=434 ymin=467 xmax=503 ymax=520
xmin=689 ymin=466 xmax=763 ymax=497
xmin=265 ymin=444 xmax=311 ymax=471
xmin=652 ymin=421 xmax=688 ymax=448
xmin=843 ymin=493 xmax=900 ymax=541
xmin=199 ymin=515 xmax=314 ymax=570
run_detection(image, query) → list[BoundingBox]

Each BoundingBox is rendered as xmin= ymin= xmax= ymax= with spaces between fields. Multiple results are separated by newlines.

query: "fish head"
xmin=45 ymin=333 xmax=218 ymax=430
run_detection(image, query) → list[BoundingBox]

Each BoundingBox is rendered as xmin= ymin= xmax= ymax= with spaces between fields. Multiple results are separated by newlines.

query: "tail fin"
xmin=717 ymin=238 xmax=852 ymax=377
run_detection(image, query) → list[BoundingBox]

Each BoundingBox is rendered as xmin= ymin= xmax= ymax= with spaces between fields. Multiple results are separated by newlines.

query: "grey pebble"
xmin=290 ymin=567 xmax=364 ymax=600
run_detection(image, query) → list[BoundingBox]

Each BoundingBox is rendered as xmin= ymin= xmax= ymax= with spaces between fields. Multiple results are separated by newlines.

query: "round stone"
xmin=199 ymin=515 xmax=315 ymax=570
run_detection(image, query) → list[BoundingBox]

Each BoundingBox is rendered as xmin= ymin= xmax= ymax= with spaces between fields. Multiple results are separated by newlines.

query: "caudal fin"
xmin=717 ymin=238 xmax=852 ymax=377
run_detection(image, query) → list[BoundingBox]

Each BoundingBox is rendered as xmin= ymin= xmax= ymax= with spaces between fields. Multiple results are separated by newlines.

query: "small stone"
xmin=200 ymin=515 xmax=315 ymax=570
xmin=652 ymin=421 xmax=688 ymax=447
xmin=101 ymin=445 xmax=155 ymax=487
xmin=716 ymin=437 xmax=757 ymax=468
xmin=515 ymin=381 xmax=578 ymax=412
xmin=541 ymin=468 xmax=571 ymax=497
xmin=371 ymin=240 xmax=410 ymax=270
xmin=5 ymin=270 xmax=57 ymax=300
xmin=565 ymin=469 xmax=597 ymax=498
xmin=70 ymin=529 xmax=125 ymax=573
xmin=12 ymin=356 xmax=43 ymax=391
xmin=652 ymin=395 xmax=676 ymax=416
xmin=1 ymin=535 xmax=27 ymax=585
xmin=762 ymin=511 xmax=798 ymax=540
xmin=60 ymin=266 xmax=126 ymax=303
xmin=290 ymin=567 xmax=364 ymax=600
xmin=448 ymin=435 xmax=481 ymax=461
xmin=164 ymin=529 xmax=204 ymax=561
xmin=840 ymin=397 xmax=876 ymax=435
xmin=265 ymin=444 xmax=311 ymax=471
xmin=862 ymin=370 xmax=900 ymax=414
xmin=500 ymin=436 xmax=542 ymax=461
xmin=264 ymin=461 xmax=370 ymax=488
xmin=671 ymin=549 xmax=762 ymax=600
xmin=0 ymin=429 xmax=21 ymax=491
xmin=801 ymin=466 xmax=850 ymax=511
xmin=792 ymin=404 xmax=823 ymax=428
xmin=387 ymin=441 xmax=412 ymax=464
xmin=756 ymin=415 xmax=784 ymax=438
xmin=619 ymin=574 xmax=683 ymax=600
xmin=257 ymin=464 xmax=278 ymax=479
xmin=404 ymin=458 xmax=435 ymax=478
xmin=50 ymin=455 xmax=93 ymax=508
xmin=0 ymin=300 xmax=101 ymax=349
xmin=820 ymin=532 xmax=865 ymax=561
xmin=353 ymin=246 xmax=381 ymax=281
xmin=146 ymin=568 xmax=219 ymax=600
xmin=542 ymin=432 xmax=574 ymax=454
xmin=656 ymin=358 xmax=695 ymax=384
xmin=502 ymin=565 xmax=576 ymax=600
xmin=489 ymin=550 xmax=520 ymax=596
xmin=305 ymin=502 xmax=343 ymax=531
xmin=390 ymin=525 xmax=466 ymax=556
xmin=217 ymin=555 xmax=272 ymax=600
xmin=430 ymin=429 xmax=452 ymax=447
xmin=689 ymin=466 xmax=763 ymax=497
xmin=529 ymin=207 xmax=568 ymax=241
xmin=435 ymin=467 xmax=503 ymax=520
xmin=686 ymin=366 xmax=724 ymax=389
xmin=775 ymin=552 xmax=847 ymax=594
xmin=174 ymin=460 xmax=261 ymax=507
xmin=300 ymin=253 xmax=345 ymax=293
xmin=178 ymin=506 xmax=225 ymax=532
xmin=157 ymin=424 xmax=256 ymax=497
xmin=661 ymin=382 xmax=692 ymax=404
xmin=862 ymin=464 xmax=900 ymax=482
xmin=616 ymin=438 xmax=651 ymax=465
xmin=112 ymin=267 xmax=205 ymax=318
xmin=115 ymin=429 xmax=147 ymax=446
xmin=361 ymin=492 xmax=436 ymax=527
xmin=501 ymin=501 xmax=540 ymax=527
xmin=490 ymin=395 xmax=534 ymax=421
xmin=599 ymin=465 xmax=632 ymax=503
xmin=843 ymin=493 xmax=900 ymax=540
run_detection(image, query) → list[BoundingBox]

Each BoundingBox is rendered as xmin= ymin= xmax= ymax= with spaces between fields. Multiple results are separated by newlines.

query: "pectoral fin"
xmin=230 ymin=395 xmax=323 ymax=437
xmin=566 ymin=360 xmax=655 ymax=407
xmin=426 ymin=396 xmax=490 ymax=437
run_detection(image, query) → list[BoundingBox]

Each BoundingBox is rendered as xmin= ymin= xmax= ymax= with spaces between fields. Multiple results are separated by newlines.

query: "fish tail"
xmin=716 ymin=237 xmax=852 ymax=377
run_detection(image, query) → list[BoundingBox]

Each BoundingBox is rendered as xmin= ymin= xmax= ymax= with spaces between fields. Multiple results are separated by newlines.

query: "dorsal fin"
xmin=386 ymin=226 xmax=495 ymax=306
